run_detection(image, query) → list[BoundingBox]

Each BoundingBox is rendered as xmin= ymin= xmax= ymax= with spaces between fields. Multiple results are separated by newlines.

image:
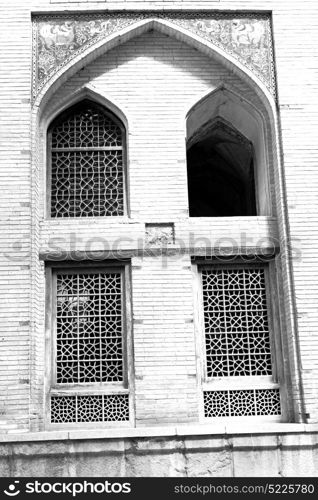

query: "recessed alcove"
xmin=186 ymin=88 xmax=272 ymax=217
xmin=187 ymin=119 xmax=256 ymax=217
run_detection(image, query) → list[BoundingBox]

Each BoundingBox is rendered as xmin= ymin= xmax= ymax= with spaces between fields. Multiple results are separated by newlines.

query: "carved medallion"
xmin=145 ymin=224 xmax=175 ymax=246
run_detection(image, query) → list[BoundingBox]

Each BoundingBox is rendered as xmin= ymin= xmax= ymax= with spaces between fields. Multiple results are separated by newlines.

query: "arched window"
xmin=187 ymin=119 xmax=256 ymax=217
xmin=48 ymin=99 xmax=126 ymax=217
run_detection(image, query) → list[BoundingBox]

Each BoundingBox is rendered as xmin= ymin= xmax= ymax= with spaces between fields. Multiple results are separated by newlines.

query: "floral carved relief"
xmin=34 ymin=15 xmax=143 ymax=97
xmin=145 ymin=224 xmax=175 ymax=246
xmin=33 ymin=13 xmax=275 ymax=99
xmin=172 ymin=16 xmax=273 ymax=92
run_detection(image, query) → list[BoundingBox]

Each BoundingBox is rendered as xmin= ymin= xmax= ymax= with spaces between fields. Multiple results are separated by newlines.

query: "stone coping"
xmin=30 ymin=6 xmax=269 ymax=15
xmin=1 ymin=423 xmax=318 ymax=443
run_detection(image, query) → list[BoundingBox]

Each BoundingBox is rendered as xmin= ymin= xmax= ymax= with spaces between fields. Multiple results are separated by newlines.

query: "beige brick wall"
xmin=0 ymin=0 xmax=318 ymax=434
xmin=272 ymin=7 xmax=318 ymax=424
xmin=0 ymin=1 xmax=32 ymax=432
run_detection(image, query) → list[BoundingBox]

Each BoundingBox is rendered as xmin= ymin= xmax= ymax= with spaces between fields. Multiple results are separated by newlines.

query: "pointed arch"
xmin=34 ymin=18 xmax=275 ymax=113
xmin=187 ymin=116 xmax=256 ymax=217
xmin=40 ymin=84 xmax=129 ymax=133
xmin=46 ymin=94 xmax=128 ymax=219
xmin=186 ymin=85 xmax=271 ymax=216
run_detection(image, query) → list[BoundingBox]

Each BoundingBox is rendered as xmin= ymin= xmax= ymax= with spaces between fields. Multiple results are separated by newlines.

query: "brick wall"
xmin=272 ymin=6 xmax=318 ymax=424
xmin=0 ymin=0 xmax=318 ymax=435
xmin=0 ymin=1 xmax=32 ymax=432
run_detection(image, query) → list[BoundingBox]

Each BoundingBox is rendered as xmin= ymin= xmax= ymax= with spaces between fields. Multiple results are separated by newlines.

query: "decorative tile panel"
xmin=32 ymin=13 xmax=275 ymax=99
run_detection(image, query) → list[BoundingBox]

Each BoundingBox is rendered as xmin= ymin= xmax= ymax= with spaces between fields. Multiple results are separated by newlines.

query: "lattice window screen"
xmin=202 ymin=268 xmax=272 ymax=378
xmin=201 ymin=266 xmax=281 ymax=418
xmin=51 ymin=394 xmax=129 ymax=423
xmin=50 ymin=102 xmax=124 ymax=217
xmin=204 ymin=389 xmax=280 ymax=417
xmin=55 ymin=271 xmax=123 ymax=384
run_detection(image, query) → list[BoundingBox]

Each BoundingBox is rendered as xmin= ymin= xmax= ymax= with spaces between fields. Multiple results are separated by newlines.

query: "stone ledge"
xmin=1 ymin=423 xmax=317 ymax=443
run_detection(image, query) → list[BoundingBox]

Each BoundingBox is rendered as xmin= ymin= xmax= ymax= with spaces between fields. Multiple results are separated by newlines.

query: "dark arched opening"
xmin=187 ymin=120 xmax=256 ymax=217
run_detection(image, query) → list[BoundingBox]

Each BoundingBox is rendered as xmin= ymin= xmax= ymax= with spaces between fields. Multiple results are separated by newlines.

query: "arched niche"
xmin=186 ymin=87 xmax=271 ymax=216
xmin=36 ymin=86 xmax=130 ymax=220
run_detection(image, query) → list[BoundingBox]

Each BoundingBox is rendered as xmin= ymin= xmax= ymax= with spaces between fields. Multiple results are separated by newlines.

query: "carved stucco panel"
xmin=145 ymin=224 xmax=175 ymax=246
xmin=32 ymin=13 xmax=275 ymax=99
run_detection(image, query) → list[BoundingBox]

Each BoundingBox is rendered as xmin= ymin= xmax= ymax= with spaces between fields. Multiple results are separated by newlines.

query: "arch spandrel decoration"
xmin=32 ymin=13 xmax=275 ymax=100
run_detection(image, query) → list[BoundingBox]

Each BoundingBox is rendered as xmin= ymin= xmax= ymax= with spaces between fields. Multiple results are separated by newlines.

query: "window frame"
xmin=192 ymin=258 xmax=287 ymax=423
xmin=44 ymin=261 xmax=134 ymax=429
xmin=46 ymin=99 xmax=128 ymax=219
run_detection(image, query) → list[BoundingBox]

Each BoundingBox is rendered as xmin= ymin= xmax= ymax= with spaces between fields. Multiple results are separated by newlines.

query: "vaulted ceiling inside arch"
xmin=49 ymin=29 xmax=266 ymax=120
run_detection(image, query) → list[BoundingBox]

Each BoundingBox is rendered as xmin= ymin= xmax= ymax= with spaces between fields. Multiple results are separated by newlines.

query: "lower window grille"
xmin=50 ymin=394 xmax=129 ymax=423
xmin=204 ymin=389 xmax=281 ymax=418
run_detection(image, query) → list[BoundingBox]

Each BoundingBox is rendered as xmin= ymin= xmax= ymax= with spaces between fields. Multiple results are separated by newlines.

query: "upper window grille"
xmin=49 ymin=100 xmax=125 ymax=218
xmin=198 ymin=264 xmax=281 ymax=419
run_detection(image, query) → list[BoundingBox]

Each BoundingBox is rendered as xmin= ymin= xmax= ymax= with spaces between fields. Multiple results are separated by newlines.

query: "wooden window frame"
xmin=44 ymin=261 xmax=134 ymax=429
xmin=46 ymin=99 xmax=128 ymax=219
xmin=192 ymin=258 xmax=288 ymax=423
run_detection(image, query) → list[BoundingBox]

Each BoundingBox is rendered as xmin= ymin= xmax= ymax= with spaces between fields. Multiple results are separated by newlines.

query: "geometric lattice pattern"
xmin=56 ymin=272 xmax=123 ymax=384
xmin=50 ymin=101 xmax=124 ymax=217
xmin=50 ymin=394 xmax=129 ymax=423
xmin=204 ymin=389 xmax=281 ymax=417
xmin=202 ymin=268 xmax=272 ymax=378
